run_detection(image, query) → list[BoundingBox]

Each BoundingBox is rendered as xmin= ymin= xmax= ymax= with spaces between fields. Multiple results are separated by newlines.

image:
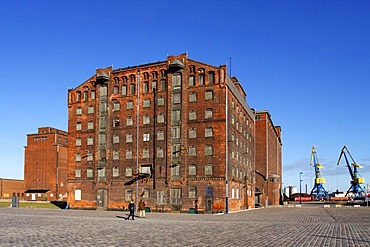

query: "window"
xmin=113 ymin=167 xmax=119 ymax=177
xmin=157 ymin=96 xmax=165 ymax=106
xmin=91 ymin=90 xmax=96 ymax=100
xmin=208 ymin=72 xmax=215 ymax=84
xmin=157 ymin=130 xmax=164 ymax=141
xmin=75 ymin=138 xmax=81 ymax=147
xmin=189 ymin=186 xmax=196 ymax=198
xmin=113 ymin=86 xmax=119 ymax=94
xmin=189 ymin=92 xmax=197 ymax=102
xmin=76 ymin=107 xmax=82 ymax=115
xmin=75 ymin=169 xmax=81 ymax=178
xmin=126 ymin=167 xmax=132 ymax=177
xmin=170 ymin=188 xmax=182 ymax=205
xmin=143 ymin=133 xmax=150 ymax=142
xmin=86 ymin=152 xmax=93 ymax=161
xmin=157 ymin=191 xmax=165 ymax=205
xmin=172 ymin=126 xmax=181 ymax=139
xmin=205 ymin=145 xmax=213 ymax=156
xmin=143 ymin=115 xmax=150 ymax=125
xmin=160 ymin=79 xmax=166 ymax=91
xmin=75 ymin=189 xmax=81 ymax=201
xmin=205 ymin=164 xmax=213 ymax=176
xmin=100 ymin=85 xmax=107 ymax=96
xmin=231 ymin=115 xmax=235 ymax=125
xmin=143 ymin=99 xmax=150 ymax=108
xmin=113 ymin=134 xmax=119 ymax=144
xmin=76 ymin=92 xmax=81 ymax=102
xmin=122 ymin=85 xmax=127 ymax=96
xmin=205 ymin=90 xmax=213 ymax=100
xmin=126 ymin=150 xmax=133 ymax=160
xmin=172 ymin=110 xmax=181 ymax=122
xmin=113 ymin=118 xmax=120 ymax=127
xmin=172 ymin=73 xmax=181 ymax=90
xmin=87 ymin=121 xmax=94 ymax=130
xmin=140 ymin=165 xmax=152 ymax=176
xmin=198 ymin=73 xmax=204 ymax=85
xmin=189 ymin=146 xmax=196 ymax=157
xmin=129 ymin=84 xmax=135 ymax=95
xmin=87 ymin=168 xmax=93 ymax=178
xmin=113 ymin=150 xmax=119 ymax=160
xmin=125 ymin=189 xmax=132 ymax=201
xmin=127 ymin=101 xmax=133 ymax=110
xmin=99 ymin=134 xmax=106 ymax=144
xmin=113 ymin=101 xmax=120 ymax=111
xmin=152 ymin=80 xmax=157 ymax=91
xmin=157 ymin=148 xmax=164 ymax=158
xmin=205 ymin=109 xmax=213 ymax=119
xmin=172 ymin=144 xmax=181 ymax=158
xmin=173 ymin=93 xmax=181 ymax=104
xmin=76 ymin=122 xmax=82 ymax=131
xmin=143 ymin=82 xmax=149 ymax=93
xmin=205 ymin=127 xmax=213 ymax=137
xmin=189 ymin=165 xmax=196 ymax=176
xmin=189 ymin=110 xmax=197 ymax=121
xmin=126 ymin=134 xmax=133 ymax=143
xmin=143 ymin=148 xmax=149 ymax=158
xmin=76 ymin=153 xmax=81 ymax=162
xmin=88 ymin=105 xmax=94 ymax=114
xmin=157 ymin=113 xmax=165 ymax=123
xmin=84 ymin=91 xmax=89 ymax=102
xmin=189 ymin=75 xmax=195 ymax=87
xmin=189 ymin=128 xmax=196 ymax=139
xmin=87 ymin=136 xmax=94 ymax=146
xmin=126 ymin=117 xmax=133 ymax=126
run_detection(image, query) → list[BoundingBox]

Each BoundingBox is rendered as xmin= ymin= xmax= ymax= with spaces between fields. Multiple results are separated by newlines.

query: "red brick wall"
xmin=0 ymin=179 xmax=24 ymax=199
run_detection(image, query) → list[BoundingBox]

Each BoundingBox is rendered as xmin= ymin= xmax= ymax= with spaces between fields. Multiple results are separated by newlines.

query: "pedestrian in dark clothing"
xmin=126 ymin=200 xmax=135 ymax=220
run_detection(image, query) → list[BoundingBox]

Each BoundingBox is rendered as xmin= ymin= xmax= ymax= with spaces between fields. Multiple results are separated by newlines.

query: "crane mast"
xmin=337 ymin=146 xmax=365 ymax=198
xmin=310 ymin=146 xmax=328 ymax=200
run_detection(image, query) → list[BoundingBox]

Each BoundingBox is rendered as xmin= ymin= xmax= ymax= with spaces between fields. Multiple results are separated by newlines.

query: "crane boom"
xmin=337 ymin=146 xmax=365 ymax=198
xmin=310 ymin=146 xmax=328 ymax=200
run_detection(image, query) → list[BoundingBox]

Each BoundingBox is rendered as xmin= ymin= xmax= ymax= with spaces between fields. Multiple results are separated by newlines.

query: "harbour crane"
xmin=309 ymin=146 xmax=329 ymax=200
xmin=337 ymin=146 xmax=365 ymax=198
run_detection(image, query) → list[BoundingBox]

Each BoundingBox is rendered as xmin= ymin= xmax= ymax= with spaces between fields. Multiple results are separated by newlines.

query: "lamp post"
xmin=300 ymin=172 xmax=303 ymax=205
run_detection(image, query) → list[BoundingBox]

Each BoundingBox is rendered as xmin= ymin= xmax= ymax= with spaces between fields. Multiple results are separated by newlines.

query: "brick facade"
xmin=255 ymin=111 xmax=282 ymax=206
xmin=66 ymin=54 xmax=256 ymax=212
xmin=0 ymin=178 xmax=24 ymax=199
xmin=24 ymin=127 xmax=68 ymax=201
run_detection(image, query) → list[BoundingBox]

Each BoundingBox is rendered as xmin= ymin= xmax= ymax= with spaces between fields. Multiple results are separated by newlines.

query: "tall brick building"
xmin=24 ymin=127 xmax=68 ymax=201
xmin=67 ymin=53 xmax=256 ymax=212
xmin=255 ymin=111 xmax=282 ymax=206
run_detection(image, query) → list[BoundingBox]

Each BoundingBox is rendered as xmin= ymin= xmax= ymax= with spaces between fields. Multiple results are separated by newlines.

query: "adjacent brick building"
xmin=66 ymin=53 xmax=256 ymax=212
xmin=0 ymin=178 xmax=24 ymax=199
xmin=255 ymin=111 xmax=282 ymax=206
xmin=24 ymin=127 xmax=68 ymax=201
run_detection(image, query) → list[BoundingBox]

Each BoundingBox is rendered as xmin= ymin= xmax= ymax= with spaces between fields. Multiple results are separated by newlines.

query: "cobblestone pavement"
xmin=1 ymin=205 xmax=370 ymax=247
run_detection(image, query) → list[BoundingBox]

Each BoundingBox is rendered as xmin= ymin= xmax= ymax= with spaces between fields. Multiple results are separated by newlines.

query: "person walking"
xmin=139 ymin=199 xmax=146 ymax=218
xmin=126 ymin=200 xmax=135 ymax=220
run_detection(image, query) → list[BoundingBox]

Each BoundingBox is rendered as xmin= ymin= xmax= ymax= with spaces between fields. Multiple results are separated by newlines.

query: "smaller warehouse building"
xmin=0 ymin=178 xmax=25 ymax=199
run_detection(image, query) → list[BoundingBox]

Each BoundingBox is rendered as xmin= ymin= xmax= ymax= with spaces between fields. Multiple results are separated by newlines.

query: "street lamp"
xmin=300 ymin=172 xmax=303 ymax=205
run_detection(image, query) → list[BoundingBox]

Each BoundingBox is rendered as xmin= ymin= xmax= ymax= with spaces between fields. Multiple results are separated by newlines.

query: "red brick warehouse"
xmin=66 ymin=53 xmax=279 ymax=212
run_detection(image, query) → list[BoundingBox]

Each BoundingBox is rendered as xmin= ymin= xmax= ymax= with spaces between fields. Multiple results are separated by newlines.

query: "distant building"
xmin=0 ymin=178 xmax=24 ymax=199
xmin=24 ymin=127 xmax=68 ymax=201
xmin=255 ymin=111 xmax=282 ymax=206
xmin=66 ymin=53 xmax=256 ymax=212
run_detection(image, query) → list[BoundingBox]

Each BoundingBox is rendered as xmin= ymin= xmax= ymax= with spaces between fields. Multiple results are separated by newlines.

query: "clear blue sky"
xmin=1 ymin=1 xmax=369 ymax=193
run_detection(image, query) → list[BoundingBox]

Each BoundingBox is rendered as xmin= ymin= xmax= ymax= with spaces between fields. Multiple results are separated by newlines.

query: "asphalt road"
xmin=1 ymin=205 xmax=369 ymax=246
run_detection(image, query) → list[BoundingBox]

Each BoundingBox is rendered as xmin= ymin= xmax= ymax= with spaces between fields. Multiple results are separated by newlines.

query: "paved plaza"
xmin=0 ymin=205 xmax=370 ymax=246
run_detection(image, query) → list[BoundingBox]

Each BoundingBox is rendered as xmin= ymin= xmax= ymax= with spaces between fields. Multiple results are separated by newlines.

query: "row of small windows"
xmin=75 ymin=164 xmax=213 ymax=180
xmin=75 ymin=90 xmax=214 ymax=116
xmin=75 ymin=109 xmax=214 ymax=130
xmin=75 ymin=127 xmax=214 ymax=147
xmin=73 ymin=71 xmax=217 ymax=104
xmin=75 ymin=144 xmax=215 ymax=161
